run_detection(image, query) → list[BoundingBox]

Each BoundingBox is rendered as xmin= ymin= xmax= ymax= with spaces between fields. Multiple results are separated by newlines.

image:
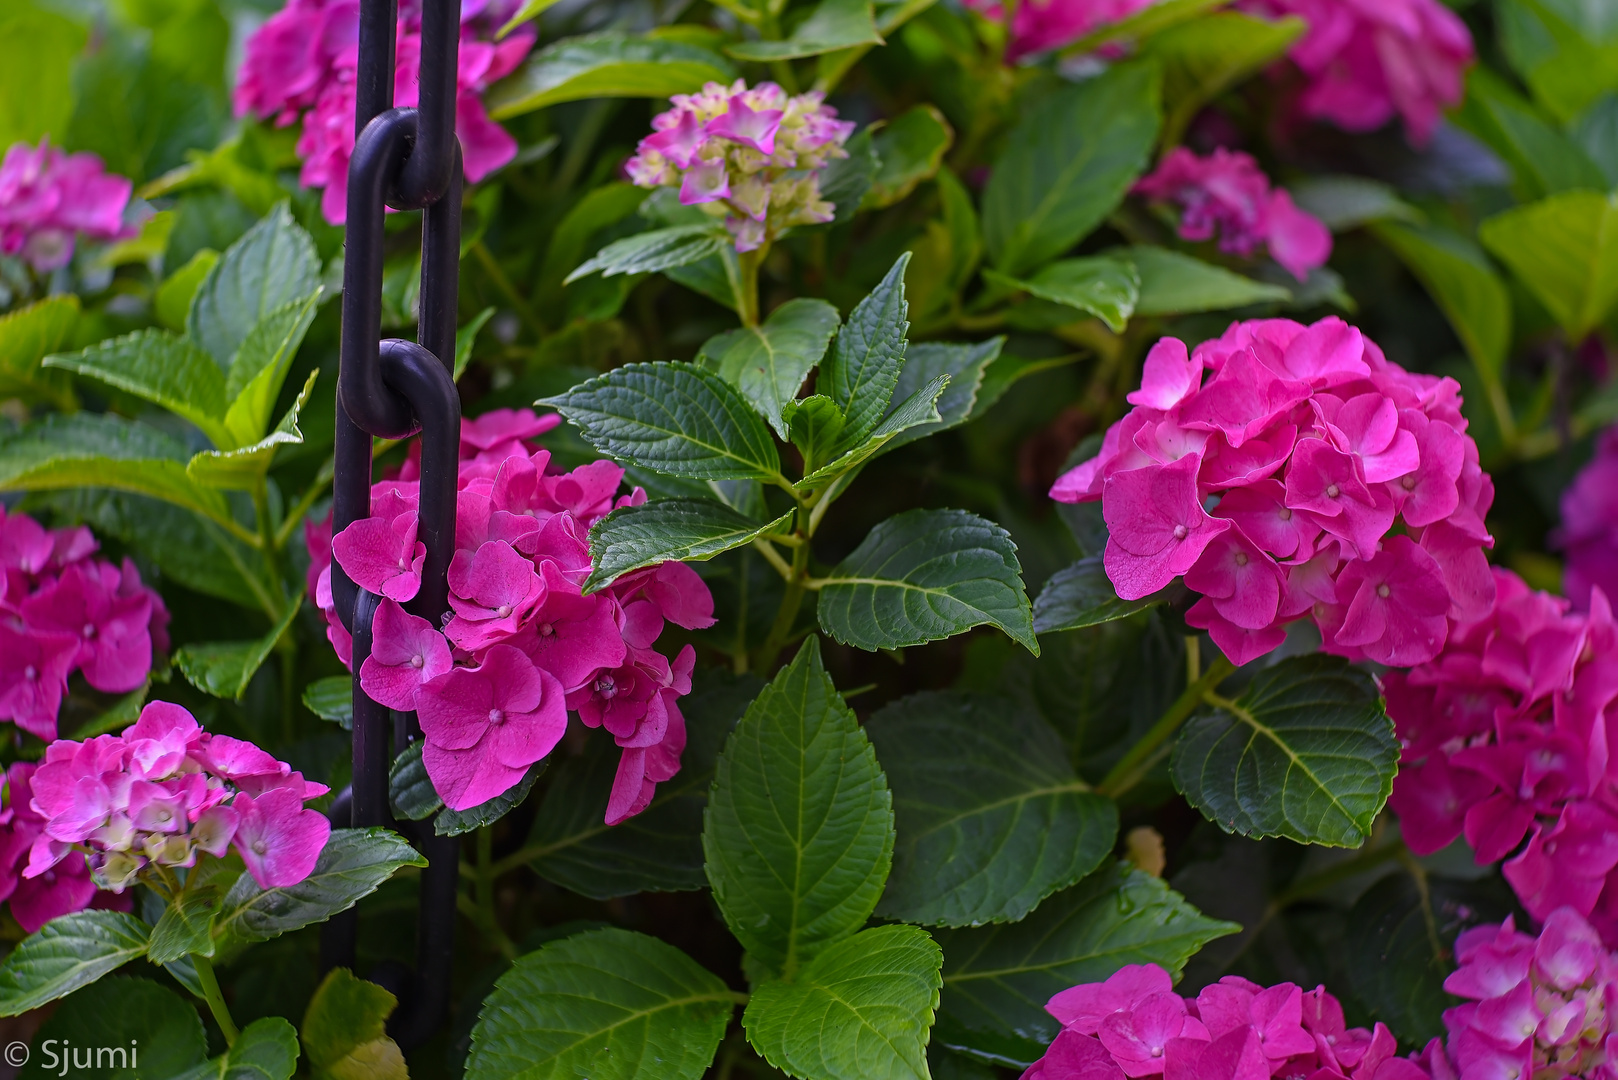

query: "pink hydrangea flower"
xmin=1052 ymin=317 xmax=1491 ymax=668
xmin=359 ymin=598 xmax=452 ymax=711
xmin=961 ymin=0 xmax=1158 ymax=61
xmin=1241 ymin=0 xmax=1473 ymax=145
xmin=0 ymin=762 xmax=128 ymax=932
xmin=0 ymin=139 xmax=134 ymax=272
xmin=1134 ymin=148 xmax=1331 ymax=281
xmin=625 ymin=80 xmax=854 ymax=252
xmin=1555 ymin=427 xmax=1618 ymax=613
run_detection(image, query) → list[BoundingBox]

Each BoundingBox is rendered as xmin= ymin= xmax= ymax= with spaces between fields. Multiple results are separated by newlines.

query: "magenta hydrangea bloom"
xmin=0 ymin=139 xmax=134 ymax=272
xmin=310 ymin=409 xmax=714 ymax=825
xmin=0 ymin=762 xmax=129 ymax=932
xmin=20 ymin=700 xmax=329 ymax=895
xmin=1555 ymin=426 xmax=1618 ymax=613
xmin=625 ymin=80 xmax=855 ymax=252
xmin=234 ymin=0 xmax=535 ymax=224
xmin=1134 ymin=148 xmax=1332 ymax=281
xmin=961 ymin=0 xmax=1158 ymax=61
xmin=1241 ymin=0 xmax=1473 ymax=145
xmin=1052 ymin=317 xmax=1492 ymax=668
xmin=1023 ymin=963 xmax=1448 ymax=1079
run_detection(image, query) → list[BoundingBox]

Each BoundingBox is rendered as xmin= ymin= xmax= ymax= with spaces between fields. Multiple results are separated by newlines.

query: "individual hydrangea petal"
xmin=361 ymin=598 xmax=454 ymax=711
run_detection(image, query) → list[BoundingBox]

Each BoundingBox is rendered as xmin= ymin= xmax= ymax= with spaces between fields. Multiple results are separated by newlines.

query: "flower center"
xmin=1172 ymin=524 xmax=1189 ymax=540
xmin=23 ymin=665 xmax=36 ymax=681
xmin=1377 ymin=584 xmax=1391 ymax=598
xmin=1277 ymin=508 xmax=1292 ymax=520
xmin=537 ymin=622 xmax=555 ymax=637
xmin=410 ymin=654 xmax=424 ymax=669
xmin=488 ymin=708 xmax=505 ymax=724
xmin=1234 ymin=552 xmax=1249 ymax=567
xmin=253 ymin=840 xmax=268 ymax=855
xmin=1326 ymin=483 xmax=1341 ymax=498
xmin=397 ymin=557 xmax=409 ymax=570
xmin=1401 ymin=475 xmax=1417 ymax=490
xmin=156 ymin=810 xmax=170 ymax=823
xmin=596 ymin=675 xmax=617 ymax=699
xmin=496 ymin=604 xmax=512 ymax=618
xmin=82 ymin=622 xmax=96 ymax=639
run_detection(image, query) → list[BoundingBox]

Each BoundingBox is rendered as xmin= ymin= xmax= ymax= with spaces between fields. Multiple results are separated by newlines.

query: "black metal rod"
xmin=418 ymin=148 xmax=463 ymax=373
xmin=391 ymin=0 xmax=459 ymax=210
xmin=383 ymin=339 xmax=460 ymax=630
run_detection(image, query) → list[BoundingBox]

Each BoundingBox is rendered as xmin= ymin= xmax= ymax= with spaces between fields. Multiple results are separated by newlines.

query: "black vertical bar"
xmin=395 ymin=0 xmax=458 ymax=208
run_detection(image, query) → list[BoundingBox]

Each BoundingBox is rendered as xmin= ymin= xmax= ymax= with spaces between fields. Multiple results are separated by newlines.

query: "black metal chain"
xmin=321 ymin=0 xmax=463 ymax=1046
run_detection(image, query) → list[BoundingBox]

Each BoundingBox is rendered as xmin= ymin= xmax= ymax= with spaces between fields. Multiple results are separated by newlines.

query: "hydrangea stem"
xmin=1095 ymin=652 xmax=1236 ymax=799
xmin=190 ymin=953 xmax=239 ymax=1046
xmin=735 ymin=248 xmax=764 ymax=328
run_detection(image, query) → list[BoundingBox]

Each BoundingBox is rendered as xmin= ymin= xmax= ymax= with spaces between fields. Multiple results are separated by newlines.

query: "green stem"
xmin=734 ymin=247 xmax=765 ymax=327
xmin=756 ymin=521 xmax=810 ymax=670
xmin=1096 ymin=652 xmax=1236 ymax=798
xmin=190 ymin=954 xmax=239 ymax=1046
xmin=274 ymin=458 xmax=335 ymax=550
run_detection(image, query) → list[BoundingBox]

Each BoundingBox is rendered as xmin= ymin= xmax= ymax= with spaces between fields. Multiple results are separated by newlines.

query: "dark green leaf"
xmin=823 ymin=254 xmax=911 ymax=449
xmin=1126 ymin=246 xmax=1291 ymax=316
xmin=985 ymin=257 xmax=1139 ymax=333
xmin=1372 ymin=222 xmax=1511 ymax=381
xmin=703 ymin=639 xmax=894 ymax=980
xmin=487 ymin=32 xmax=736 ymax=118
xmin=171 ymin=1017 xmax=299 ymax=1080
xmin=300 ymin=969 xmax=405 ymax=1080
xmin=187 ymin=203 xmax=320 ymax=372
xmin=436 ymin=761 xmax=546 ymax=836
xmin=0 ymin=912 xmax=151 ymax=1017
xmin=881 ymin=338 xmax=1003 ymax=451
xmin=785 ymin=395 xmax=848 ymax=475
xmin=728 ymin=0 xmax=884 ymax=60
xmin=586 ymin=499 xmax=793 ymax=591
xmin=1478 ymin=190 xmax=1618 ymax=341
xmin=1033 ymin=556 xmax=1167 ymax=633
xmin=389 ymin=741 xmax=441 ymax=821
xmin=565 ymin=225 xmax=730 ymax=283
xmin=1171 ymin=654 xmax=1398 ymax=847
xmin=868 ymin=691 xmax=1118 ymax=927
xmin=147 ymin=888 xmax=220 ymax=965
xmin=19 ymin=977 xmax=206 ymax=1080
xmin=711 ymin=298 xmax=841 ymax=436
xmin=866 ymin=105 xmax=954 ymax=208
xmin=466 ymin=928 xmax=733 ymax=1080
xmin=303 ymin=676 xmax=353 ymax=728
xmin=798 ymin=374 xmax=948 ymax=488
xmin=819 ymin=125 xmax=880 ymax=225
xmin=44 ymin=330 xmax=231 ymax=447
xmin=1289 ymin=176 xmax=1422 ymax=231
xmin=455 ymin=307 xmax=498 ymax=381
xmin=174 ymin=595 xmax=303 ymax=700
xmin=1142 ymin=12 xmax=1304 ymax=145
xmin=817 ymin=508 xmax=1037 ymax=654
xmin=744 ymin=925 xmax=941 ymax=1080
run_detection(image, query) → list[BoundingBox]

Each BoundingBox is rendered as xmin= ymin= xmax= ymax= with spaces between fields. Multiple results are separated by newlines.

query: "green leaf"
xmin=868 ymin=691 xmax=1118 ymax=927
xmin=542 ymin=361 xmax=784 ymax=481
xmin=1126 ymin=246 xmax=1291 ymax=316
xmin=984 ymin=63 xmax=1161 ymax=276
xmin=147 ymin=888 xmax=220 ymax=965
xmin=0 ymin=295 xmax=80 ymax=407
xmin=703 ymin=638 xmax=895 ymax=981
xmin=190 ymin=368 xmax=319 ymax=491
xmin=1142 ymin=12 xmax=1305 ymax=145
xmin=301 ymin=969 xmax=405 ymax=1080
xmin=172 ymin=1017 xmax=299 ymax=1080
xmin=728 ymin=0 xmax=884 ymax=60
xmin=222 ymin=289 xmax=322 ymax=446
xmin=156 ymin=248 xmax=220 ymax=332
xmin=466 ymin=927 xmax=733 ymax=1080
xmin=866 ymin=104 xmax=954 ymax=208
xmin=43 ymin=329 xmax=233 ymax=448
xmin=880 ymin=338 xmax=1003 ymax=451
xmin=0 ymin=911 xmax=151 ymax=1017
xmin=907 ymin=169 xmax=983 ymax=323
xmin=488 ymin=32 xmax=735 ymax=118
xmin=388 ymin=741 xmax=441 ymax=821
xmin=785 ymin=395 xmax=848 ymax=474
xmin=174 ymin=594 xmax=303 ymax=699
xmin=18 ymin=976 xmax=206 ymax=1080
xmin=797 ymin=373 xmax=949 ymax=488
xmin=744 ymin=924 xmax=942 ymax=1080
xmin=711 ymin=298 xmax=841 ymax=436
xmin=524 ymin=672 xmax=761 ymax=899
xmin=1479 ymin=189 xmax=1618 ymax=342
xmin=497 ymin=0 xmax=566 ymax=37
xmin=1171 ymin=654 xmax=1398 ymax=847
xmin=817 ymin=508 xmax=1037 ymax=654
xmin=435 ymin=761 xmax=547 ymax=836
xmin=187 ymin=203 xmax=321 ymax=372
xmin=1033 ymin=556 xmax=1167 ymax=633
xmin=586 ymin=499 xmax=793 ymax=591
xmin=215 ymin=828 xmax=426 ymax=945
xmin=819 ymin=125 xmax=881 ymax=225
xmin=0 ymin=413 xmax=232 ymax=525
xmin=985 ymin=257 xmax=1139 ymax=333
xmin=303 ymin=676 xmax=352 ymax=728
xmin=823 ymin=254 xmax=911 ymax=450
xmin=1289 ymin=176 xmax=1421 ymax=231
xmin=565 ymin=224 xmax=731 ymax=284
xmin=1372 ymin=222 xmax=1511 ymax=380
xmin=1057 ymin=0 xmax=1227 ymax=56
xmin=455 ymin=306 xmax=497 ymax=381
xmin=1453 ymin=68 xmax=1607 ymax=199
xmin=0 ymin=5 xmax=84 ymax=151
xmin=935 ymin=864 xmax=1238 ymax=1058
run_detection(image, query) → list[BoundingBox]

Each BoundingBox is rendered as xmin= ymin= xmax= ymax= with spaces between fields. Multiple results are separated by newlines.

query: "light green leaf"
xmin=866 ymin=104 xmax=954 ymax=208
xmin=1126 ymin=245 xmax=1291 ymax=316
xmin=171 ymin=1017 xmax=299 ymax=1080
xmin=744 ymin=925 xmax=942 ymax=1080
xmin=566 ymin=224 xmax=731 ymax=284
xmin=524 ymin=673 xmax=761 ymax=899
xmin=797 ymin=373 xmax=949 ymax=488
xmin=1498 ymin=0 xmax=1618 ymax=122
xmin=1454 ymin=68 xmax=1607 ymax=199
xmin=1033 ymin=556 xmax=1167 ymax=633
xmin=1372 ymin=222 xmax=1512 ymax=381
xmin=174 ymin=593 xmax=303 ymax=700
xmin=215 ymin=828 xmax=426 ymax=945
xmin=868 ymin=691 xmax=1118 ymax=927
xmin=703 ymin=639 xmax=895 ymax=981
xmin=586 ymin=499 xmax=793 ymax=592
xmin=1478 ymin=189 xmax=1618 ymax=342
xmin=147 ymin=888 xmax=220 ymax=965
xmin=43 ymin=329 xmax=233 ymax=448
xmin=984 ymin=63 xmax=1161 ymax=276
xmin=222 ymin=289 xmax=322 ymax=446
xmin=487 ymin=32 xmax=735 ymax=118
xmin=18 ymin=977 xmax=206 ymax=1080
xmin=784 ymin=394 xmax=848 ymax=474
xmin=728 ymin=0 xmax=884 ymax=60
xmin=455 ymin=306 xmax=498 ymax=381
xmin=187 ymin=203 xmax=321 ymax=372
xmin=497 ymin=0 xmax=566 ymax=37
xmin=1057 ymin=0 xmax=1228 ymax=56
xmin=189 ymin=369 xmax=319 ymax=491
xmin=466 ymin=928 xmax=733 ymax=1080
xmin=303 ymin=676 xmax=352 ymax=729
xmin=0 ymin=294 xmax=79 ymax=407
xmin=301 ymin=969 xmax=405 ymax=1080
xmin=0 ymin=912 xmax=151 ymax=1017
xmin=985 ymin=257 xmax=1139 ymax=333
xmin=1143 ymin=12 xmax=1305 ymax=145
xmin=155 ymin=248 xmax=219 ymax=332
xmin=388 ymin=741 xmax=441 ymax=822
xmin=881 ymin=338 xmax=1003 ymax=451
xmin=816 ymin=508 xmax=1037 ymax=654
xmin=1172 ymin=654 xmax=1398 ymax=847
xmin=435 ymin=762 xmax=547 ymax=836
xmin=712 ymin=298 xmax=842 ymax=436
xmin=824 ymin=254 xmax=911 ymax=450
xmin=935 ymin=864 xmax=1238 ymax=1060
xmin=1289 ymin=176 xmax=1422 ymax=231
xmin=0 ymin=6 xmax=83 ymax=151
xmin=542 ymin=361 xmax=784 ymax=481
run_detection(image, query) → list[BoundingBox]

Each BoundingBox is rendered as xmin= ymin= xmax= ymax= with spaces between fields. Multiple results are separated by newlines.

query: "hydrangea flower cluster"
xmin=234 ymin=0 xmax=534 ymax=224
xmin=15 ymin=700 xmax=331 ymax=899
xmin=625 ymin=80 xmax=856 ymax=253
xmin=1134 ymin=148 xmax=1332 ymax=281
xmin=961 ymin=0 xmax=1156 ymax=62
xmin=1441 ymin=908 xmax=1618 ymax=1080
xmin=1240 ymin=0 xmax=1473 ymax=145
xmin=0 ymin=139 xmax=133 ymax=273
xmin=1021 ymin=962 xmax=1448 ymax=1079
xmin=1 ymin=507 xmax=169 ymax=741
xmin=308 ymin=408 xmax=715 ymax=825
xmin=1386 ymin=568 xmax=1618 ymax=940
xmin=1555 ymin=427 xmax=1618 ymax=614
xmin=0 ymin=762 xmax=126 ymax=932
xmin=1050 ymin=317 xmax=1495 ymax=668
